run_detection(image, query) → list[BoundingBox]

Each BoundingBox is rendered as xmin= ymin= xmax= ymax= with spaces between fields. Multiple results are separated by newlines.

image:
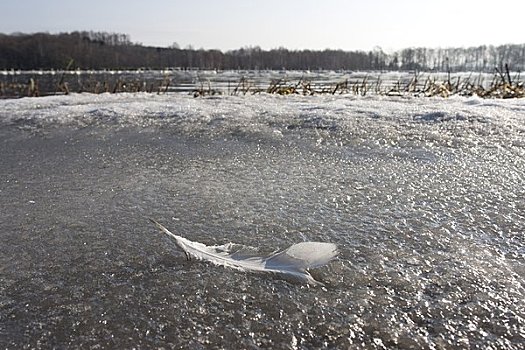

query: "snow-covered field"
xmin=1 ymin=92 xmax=525 ymax=348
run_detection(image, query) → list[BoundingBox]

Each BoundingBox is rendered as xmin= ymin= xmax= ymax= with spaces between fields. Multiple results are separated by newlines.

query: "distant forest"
xmin=1 ymin=31 xmax=525 ymax=72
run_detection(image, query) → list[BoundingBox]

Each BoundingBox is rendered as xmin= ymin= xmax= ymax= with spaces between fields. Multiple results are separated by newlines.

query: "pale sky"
xmin=1 ymin=0 xmax=524 ymax=52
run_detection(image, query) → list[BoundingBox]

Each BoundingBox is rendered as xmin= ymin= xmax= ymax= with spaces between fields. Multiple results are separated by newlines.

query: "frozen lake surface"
xmin=1 ymin=69 xmax=507 ymax=97
xmin=1 ymin=93 xmax=525 ymax=348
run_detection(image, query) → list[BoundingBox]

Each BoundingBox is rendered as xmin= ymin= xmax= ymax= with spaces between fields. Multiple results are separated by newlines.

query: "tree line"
xmin=1 ymin=31 xmax=524 ymax=72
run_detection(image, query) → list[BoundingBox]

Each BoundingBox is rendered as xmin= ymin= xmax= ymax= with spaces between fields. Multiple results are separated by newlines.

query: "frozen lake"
xmin=1 ymin=93 xmax=525 ymax=348
xmin=1 ymin=69 xmax=509 ymax=97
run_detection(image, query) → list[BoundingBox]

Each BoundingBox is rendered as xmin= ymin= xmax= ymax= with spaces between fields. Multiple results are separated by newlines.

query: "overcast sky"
xmin=1 ymin=0 xmax=524 ymax=52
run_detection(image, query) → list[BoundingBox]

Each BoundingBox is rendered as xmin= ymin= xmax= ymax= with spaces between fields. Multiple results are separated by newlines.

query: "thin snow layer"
xmin=2 ymin=93 xmax=525 ymax=148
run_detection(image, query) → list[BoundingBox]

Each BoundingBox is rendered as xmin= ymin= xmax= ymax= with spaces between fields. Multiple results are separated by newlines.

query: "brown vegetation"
xmin=2 ymin=68 xmax=523 ymax=99
xmin=193 ymin=69 xmax=524 ymax=99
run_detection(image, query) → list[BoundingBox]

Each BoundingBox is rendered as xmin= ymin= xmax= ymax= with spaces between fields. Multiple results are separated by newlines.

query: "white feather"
xmin=150 ymin=219 xmax=338 ymax=285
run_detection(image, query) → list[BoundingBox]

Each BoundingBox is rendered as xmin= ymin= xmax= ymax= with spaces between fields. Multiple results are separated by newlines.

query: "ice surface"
xmin=2 ymin=92 xmax=525 ymax=150
xmin=2 ymin=91 xmax=525 ymax=349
